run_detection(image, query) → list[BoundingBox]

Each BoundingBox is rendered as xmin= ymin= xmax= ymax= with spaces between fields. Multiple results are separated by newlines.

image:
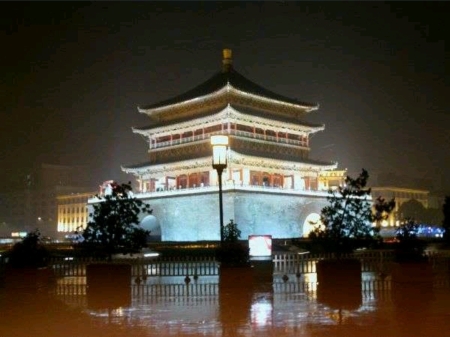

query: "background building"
xmin=57 ymin=191 xmax=95 ymax=240
xmin=371 ymin=186 xmax=437 ymax=227
xmin=0 ymin=164 xmax=94 ymax=239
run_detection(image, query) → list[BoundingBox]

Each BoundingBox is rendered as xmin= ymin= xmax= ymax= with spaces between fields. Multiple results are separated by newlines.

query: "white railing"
xmin=136 ymin=183 xmax=329 ymax=199
xmin=49 ymin=256 xmax=219 ymax=278
xmin=152 ymin=129 xmax=308 ymax=150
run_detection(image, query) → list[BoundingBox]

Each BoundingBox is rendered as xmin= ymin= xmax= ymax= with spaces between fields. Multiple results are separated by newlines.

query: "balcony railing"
xmin=152 ymin=129 xmax=308 ymax=150
xmin=136 ymin=183 xmax=329 ymax=199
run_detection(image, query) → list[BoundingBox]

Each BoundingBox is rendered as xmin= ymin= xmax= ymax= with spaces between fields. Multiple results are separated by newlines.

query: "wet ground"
xmin=1 ymin=271 xmax=450 ymax=337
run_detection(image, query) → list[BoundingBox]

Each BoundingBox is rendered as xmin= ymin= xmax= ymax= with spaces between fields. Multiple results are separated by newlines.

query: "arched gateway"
xmin=302 ymin=213 xmax=323 ymax=238
xmin=140 ymin=215 xmax=161 ymax=242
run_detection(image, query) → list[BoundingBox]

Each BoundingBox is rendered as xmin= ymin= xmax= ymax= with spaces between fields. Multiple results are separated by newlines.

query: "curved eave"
xmin=231 ymin=86 xmax=319 ymax=113
xmin=231 ymin=150 xmax=337 ymax=172
xmin=133 ymin=104 xmax=324 ymax=136
xmin=132 ymin=127 xmax=146 ymax=136
xmin=122 ymin=150 xmax=336 ymax=176
xmin=122 ymin=157 xmax=211 ymax=175
xmin=138 ymin=84 xmax=318 ymax=117
xmin=226 ymin=105 xmax=324 ymax=133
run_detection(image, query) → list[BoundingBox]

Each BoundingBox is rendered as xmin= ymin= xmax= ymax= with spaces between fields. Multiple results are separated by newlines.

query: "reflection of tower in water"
xmin=219 ymin=262 xmax=275 ymax=335
xmin=219 ymin=268 xmax=254 ymax=335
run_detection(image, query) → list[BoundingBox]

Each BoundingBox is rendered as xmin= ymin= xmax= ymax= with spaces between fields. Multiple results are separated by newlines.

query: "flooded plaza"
xmin=2 ymin=268 xmax=450 ymax=337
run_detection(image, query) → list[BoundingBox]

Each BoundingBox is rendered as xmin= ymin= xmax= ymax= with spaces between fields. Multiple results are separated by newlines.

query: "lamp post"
xmin=211 ymin=135 xmax=229 ymax=245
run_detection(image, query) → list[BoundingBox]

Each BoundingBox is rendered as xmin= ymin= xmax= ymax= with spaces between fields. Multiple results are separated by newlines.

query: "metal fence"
xmin=2 ymin=250 xmax=449 ymax=280
xmin=49 ymin=256 xmax=219 ymax=278
xmin=272 ymin=250 xmax=450 ymax=275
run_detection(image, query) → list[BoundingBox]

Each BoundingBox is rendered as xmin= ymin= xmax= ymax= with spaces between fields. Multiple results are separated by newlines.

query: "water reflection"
xmin=1 ymin=270 xmax=450 ymax=337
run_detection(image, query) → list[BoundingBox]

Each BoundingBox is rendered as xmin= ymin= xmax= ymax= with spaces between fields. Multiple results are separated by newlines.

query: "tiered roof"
xmin=123 ymin=49 xmax=336 ymax=174
xmin=139 ymin=67 xmax=318 ymax=111
xmin=138 ymin=49 xmax=319 ymax=119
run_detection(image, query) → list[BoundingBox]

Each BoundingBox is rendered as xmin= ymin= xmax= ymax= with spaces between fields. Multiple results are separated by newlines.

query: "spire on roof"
xmin=222 ymin=48 xmax=232 ymax=73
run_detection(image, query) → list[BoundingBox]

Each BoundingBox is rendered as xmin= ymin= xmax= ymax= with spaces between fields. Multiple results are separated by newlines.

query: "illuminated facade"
xmin=57 ymin=192 xmax=95 ymax=236
xmin=120 ymin=50 xmax=345 ymax=241
xmin=371 ymin=186 xmax=429 ymax=227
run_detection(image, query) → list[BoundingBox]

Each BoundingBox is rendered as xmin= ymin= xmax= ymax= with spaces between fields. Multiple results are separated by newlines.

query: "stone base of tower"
xmin=130 ymin=187 xmax=329 ymax=242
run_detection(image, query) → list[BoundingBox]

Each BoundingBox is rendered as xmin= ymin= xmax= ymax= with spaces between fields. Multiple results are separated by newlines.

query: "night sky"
xmin=1 ymin=2 xmax=448 ymax=192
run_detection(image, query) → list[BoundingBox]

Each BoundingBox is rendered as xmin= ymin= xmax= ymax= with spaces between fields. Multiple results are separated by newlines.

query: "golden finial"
xmin=222 ymin=48 xmax=232 ymax=72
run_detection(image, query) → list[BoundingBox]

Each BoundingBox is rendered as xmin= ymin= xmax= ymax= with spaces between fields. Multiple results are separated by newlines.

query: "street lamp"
xmin=211 ymin=135 xmax=229 ymax=244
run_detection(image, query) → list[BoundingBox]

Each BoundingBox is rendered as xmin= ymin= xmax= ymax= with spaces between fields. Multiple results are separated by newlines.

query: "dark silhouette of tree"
xmin=8 ymin=229 xmax=49 ymax=268
xmin=397 ymin=199 xmax=442 ymax=226
xmin=395 ymin=218 xmax=426 ymax=262
xmin=216 ymin=219 xmax=249 ymax=267
xmin=398 ymin=199 xmax=426 ymax=222
xmin=373 ymin=195 xmax=396 ymax=227
xmin=443 ymin=196 xmax=450 ymax=245
xmin=310 ymin=169 xmax=395 ymax=254
xmin=223 ymin=219 xmax=241 ymax=242
xmin=81 ymin=182 xmax=152 ymax=261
